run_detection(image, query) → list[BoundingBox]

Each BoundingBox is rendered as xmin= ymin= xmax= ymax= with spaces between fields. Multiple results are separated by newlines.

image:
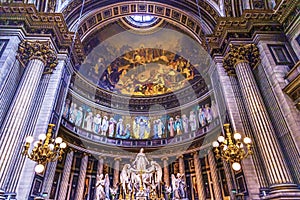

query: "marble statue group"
xmin=94 ymin=148 xmax=188 ymax=200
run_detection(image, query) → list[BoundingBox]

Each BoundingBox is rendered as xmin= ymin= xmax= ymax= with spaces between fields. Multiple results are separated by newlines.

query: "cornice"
xmin=0 ymin=3 xmax=85 ymax=64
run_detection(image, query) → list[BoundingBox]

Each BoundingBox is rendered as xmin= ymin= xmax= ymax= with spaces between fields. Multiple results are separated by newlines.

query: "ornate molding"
xmin=223 ymin=44 xmax=260 ymax=75
xmin=17 ymin=40 xmax=58 ymax=70
xmin=0 ymin=3 xmax=85 ymax=64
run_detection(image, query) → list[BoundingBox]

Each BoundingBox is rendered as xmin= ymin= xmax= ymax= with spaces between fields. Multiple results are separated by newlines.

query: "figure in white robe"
xmin=181 ymin=114 xmax=189 ymax=134
xmin=85 ymin=111 xmax=93 ymax=131
xmin=189 ymin=110 xmax=197 ymax=131
xmin=168 ymin=117 xmax=175 ymax=137
xmin=93 ymin=114 xmax=102 ymax=134
xmin=157 ymin=119 xmax=165 ymax=138
xmin=108 ymin=117 xmax=116 ymax=137
xmin=101 ymin=116 xmax=109 ymax=136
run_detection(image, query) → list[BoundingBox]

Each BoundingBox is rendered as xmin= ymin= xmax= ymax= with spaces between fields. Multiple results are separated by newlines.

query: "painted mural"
xmin=78 ymin=27 xmax=210 ymax=96
xmin=62 ymin=97 xmax=218 ymax=140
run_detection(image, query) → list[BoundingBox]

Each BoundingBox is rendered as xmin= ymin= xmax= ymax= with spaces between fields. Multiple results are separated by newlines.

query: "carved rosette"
xmin=223 ymin=44 xmax=260 ymax=75
xmin=17 ymin=40 xmax=58 ymax=70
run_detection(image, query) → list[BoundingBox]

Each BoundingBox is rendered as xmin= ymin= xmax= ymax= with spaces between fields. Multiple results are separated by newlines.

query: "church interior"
xmin=0 ymin=0 xmax=300 ymax=199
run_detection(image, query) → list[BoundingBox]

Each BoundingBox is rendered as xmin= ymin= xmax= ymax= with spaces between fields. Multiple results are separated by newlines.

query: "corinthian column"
xmin=113 ymin=158 xmax=121 ymax=187
xmin=74 ymin=154 xmax=88 ymax=200
xmin=161 ymin=157 xmax=170 ymax=187
xmin=208 ymin=151 xmax=222 ymax=200
xmin=223 ymin=44 xmax=300 ymax=195
xmin=193 ymin=152 xmax=206 ymax=200
xmin=57 ymin=151 xmax=74 ymax=200
xmin=0 ymin=40 xmax=57 ymax=191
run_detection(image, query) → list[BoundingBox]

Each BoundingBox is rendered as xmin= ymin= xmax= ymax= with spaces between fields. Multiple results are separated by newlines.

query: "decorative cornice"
xmin=0 ymin=3 xmax=85 ymax=64
xmin=223 ymin=44 xmax=260 ymax=75
xmin=207 ymin=10 xmax=282 ymax=56
xmin=17 ymin=40 xmax=58 ymax=70
xmin=207 ymin=1 xmax=299 ymax=57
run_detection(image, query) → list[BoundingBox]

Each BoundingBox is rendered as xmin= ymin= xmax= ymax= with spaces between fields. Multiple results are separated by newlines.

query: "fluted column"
xmin=0 ymin=40 xmax=57 ymax=191
xmin=161 ymin=157 xmax=170 ymax=187
xmin=224 ymin=44 xmax=296 ymax=188
xmin=74 ymin=154 xmax=88 ymax=200
xmin=113 ymin=158 xmax=121 ymax=187
xmin=178 ymin=155 xmax=185 ymax=176
xmin=193 ymin=152 xmax=206 ymax=200
xmin=57 ymin=151 xmax=74 ymax=200
xmin=208 ymin=151 xmax=222 ymax=200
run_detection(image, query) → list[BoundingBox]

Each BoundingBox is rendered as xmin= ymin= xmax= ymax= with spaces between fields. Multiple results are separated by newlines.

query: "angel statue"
xmin=120 ymin=164 xmax=132 ymax=196
xmin=95 ymin=174 xmax=110 ymax=200
xmin=176 ymin=173 xmax=186 ymax=198
xmin=171 ymin=174 xmax=180 ymax=199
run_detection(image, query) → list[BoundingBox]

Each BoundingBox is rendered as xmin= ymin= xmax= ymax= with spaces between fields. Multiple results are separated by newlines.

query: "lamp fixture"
xmin=22 ymin=124 xmax=67 ymax=173
xmin=212 ymin=123 xmax=253 ymax=171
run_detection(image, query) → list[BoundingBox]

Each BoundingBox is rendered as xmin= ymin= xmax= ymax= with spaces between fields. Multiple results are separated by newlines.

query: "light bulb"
xmin=60 ymin=142 xmax=67 ymax=149
xmin=234 ymin=133 xmax=241 ymax=140
xmin=55 ymin=137 xmax=62 ymax=144
xmin=244 ymin=137 xmax=252 ymax=144
xmin=38 ymin=134 xmax=46 ymax=141
xmin=33 ymin=141 xmax=39 ymax=147
xmin=212 ymin=141 xmax=219 ymax=148
xmin=49 ymin=144 xmax=55 ymax=150
xmin=217 ymin=136 xmax=225 ymax=143
xmin=35 ymin=164 xmax=45 ymax=173
xmin=223 ymin=145 xmax=228 ymax=151
xmin=232 ymin=162 xmax=241 ymax=171
xmin=25 ymin=136 xmax=34 ymax=143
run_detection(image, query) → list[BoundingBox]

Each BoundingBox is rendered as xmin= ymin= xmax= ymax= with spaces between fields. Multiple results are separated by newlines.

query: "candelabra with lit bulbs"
xmin=212 ymin=123 xmax=253 ymax=171
xmin=22 ymin=124 xmax=67 ymax=173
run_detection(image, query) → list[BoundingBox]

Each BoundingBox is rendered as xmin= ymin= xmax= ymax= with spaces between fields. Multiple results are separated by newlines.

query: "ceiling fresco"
xmin=77 ymin=24 xmax=210 ymax=97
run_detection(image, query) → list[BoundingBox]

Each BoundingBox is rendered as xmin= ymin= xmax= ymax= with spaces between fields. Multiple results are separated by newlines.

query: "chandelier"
xmin=212 ymin=123 xmax=253 ymax=171
xmin=22 ymin=124 xmax=67 ymax=173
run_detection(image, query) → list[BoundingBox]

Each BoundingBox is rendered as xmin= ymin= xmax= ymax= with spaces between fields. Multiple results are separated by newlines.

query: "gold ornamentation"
xmin=223 ymin=43 xmax=260 ymax=75
xmin=212 ymin=123 xmax=253 ymax=171
xmin=22 ymin=124 xmax=67 ymax=173
xmin=17 ymin=40 xmax=58 ymax=70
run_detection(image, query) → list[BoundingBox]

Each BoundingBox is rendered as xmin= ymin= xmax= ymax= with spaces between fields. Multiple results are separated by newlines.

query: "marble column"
xmin=161 ymin=157 xmax=170 ymax=187
xmin=224 ymin=44 xmax=298 ymax=192
xmin=57 ymin=151 xmax=74 ymax=200
xmin=222 ymin=160 xmax=235 ymax=200
xmin=42 ymin=161 xmax=58 ymax=199
xmin=178 ymin=155 xmax=185 ymax=176
xmin=74 ymin=154 xmax=88 ymax=200
xmin=193 ymin=152 xmax=206 ymax=200
xmin=0 ymin=40 xmax=57 ymax=191
xmin=208 ymin=151 xmax=222 ymax=200
xmin=97 ymin=156 xmax=104 ymax=175
xmin=113 ymin=158 xmax=121 ymax=187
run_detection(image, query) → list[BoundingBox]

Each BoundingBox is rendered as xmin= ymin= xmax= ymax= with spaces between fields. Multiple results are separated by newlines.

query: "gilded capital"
xmin=17 ymin=40 xmax=58 ymax=70
xmin=223 ymin=44 xmax=260 ymax=75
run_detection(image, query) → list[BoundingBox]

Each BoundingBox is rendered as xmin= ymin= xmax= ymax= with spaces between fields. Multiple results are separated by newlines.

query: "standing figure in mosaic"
xmin=108 ymin=117 xmax=116 ymax=137
xmin=116 ymin=118 xmax=125 ymax=137
xmin=168 ymin=117 xmax=175 ymax=137
xmin=205 ymin=104 xmax=213 ymax=124
xmin=181 ymin=114 xmax=189 ymax=134
xmin=198 ymin=106 xmax=206 ymax=127
xmin=63 ymin=99 xmax=70 ymax=118
xmin=75 ymin=107 xmax=83 ymax=127
xmin=153 ymin=120 xmax=159 ymax=139
xmin=100 ymin=115 xmax=109 ymax=136
xmin=93 ymin=114 xmax=102 ymax=134
xmin=157 ymin=119 xmax=165 ymax=138
xmin=138 ymin=118 xmax=148 ymax=139
xmin=189 ymin=110 xmax=197 ymax=131
xmin=174 ymin=115 xmax=183 ymax=135
xmin=85 ymin=111 xmax=94 ymax=132
xmin=69 ymin=102 xmax=77 ymax=123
